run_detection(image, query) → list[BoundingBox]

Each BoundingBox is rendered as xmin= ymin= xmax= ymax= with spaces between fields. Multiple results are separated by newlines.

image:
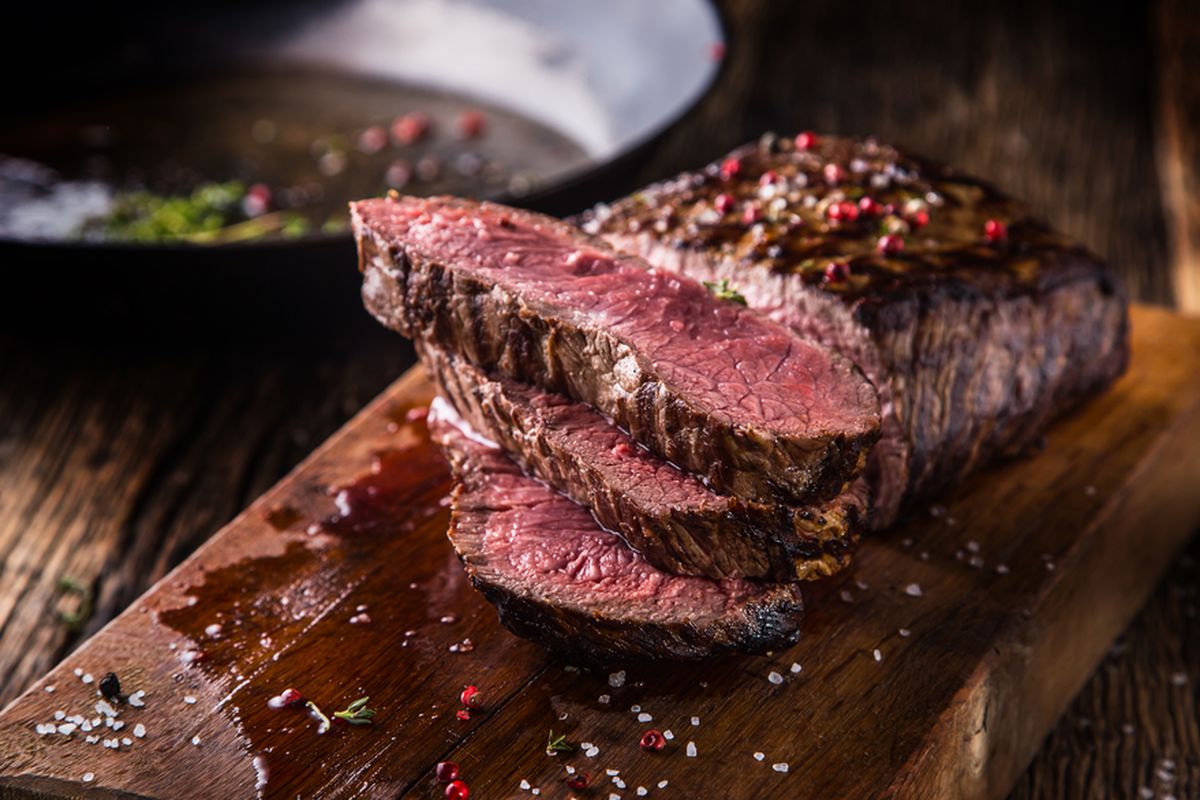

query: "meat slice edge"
xmin=429 ymin=398 xmax=805 ymax=664
xmin=419 ymin=339 xmax=861 ymax=581
xmin=352 ymin=194 xmax=880 ymax=507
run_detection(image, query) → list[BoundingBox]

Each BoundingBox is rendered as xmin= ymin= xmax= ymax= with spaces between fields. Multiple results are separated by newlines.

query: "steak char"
xmin=578 ymin=135 xmax=1129 ymax=528
xmin=429 ymin=398 xmax=806 ymax=664
xmin=352 ymin=195 xmax=880 ymax=507
xmin=420 ymin=340 xmax=862 ymax=581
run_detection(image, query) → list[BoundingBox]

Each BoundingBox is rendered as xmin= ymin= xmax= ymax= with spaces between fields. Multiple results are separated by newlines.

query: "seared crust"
xmin=352 ymin=195 xmax=879 ymax=507
xmin=578 ymin=134 xmax=1129 ymax=525
xmin=420 ymin=339 xmax=861 ymax=581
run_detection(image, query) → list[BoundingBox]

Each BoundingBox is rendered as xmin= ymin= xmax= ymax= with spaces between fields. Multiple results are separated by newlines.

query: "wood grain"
xmin=1158 ymin=0 xmax=1200 ymax=312
xmin=0 ymin=305 xmax=1197 ymax=799
xmin=0 ymin=3 xmax=1196 ymax=796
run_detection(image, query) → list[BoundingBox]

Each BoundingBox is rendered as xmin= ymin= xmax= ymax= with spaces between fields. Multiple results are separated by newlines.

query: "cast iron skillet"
xmin=0 ymin=0 xmax=725 ymax=338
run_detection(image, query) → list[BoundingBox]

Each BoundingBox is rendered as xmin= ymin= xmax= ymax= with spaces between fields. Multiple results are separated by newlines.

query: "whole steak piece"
xmin=352 ymin=195 xmax=880 ymax=507
xmin=577 ymin=134 xmax=1129 ymax=528
xmin=428 ymin=399 xmax=806 ymax=664
xmin=420 ymin=340 xmax=862 ymax=582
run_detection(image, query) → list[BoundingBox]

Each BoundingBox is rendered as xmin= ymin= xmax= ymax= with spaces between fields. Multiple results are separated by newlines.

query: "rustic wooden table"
xmin=1 ymin=1 xmax=1196 ymax=797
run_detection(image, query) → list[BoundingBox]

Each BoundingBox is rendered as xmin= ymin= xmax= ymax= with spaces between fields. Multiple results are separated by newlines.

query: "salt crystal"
xmin=790 ymin=662 xmax=802 ymax=673
xmin=691 ymin=716 xmax=700 ymax=726
xmin=184 ymin=696 xmax=197 ymax=705
xmin=129 ymin=690 xmax=146 ymax=707
xmin=74 ymin=668 xmax=83 ymax=677
xmin=899 ymin=628 xmax=912 ymax=637
xmin=609 ymin=794 xmax=621 ymax=800
xmin=532 ymin=790 xmax=540 ymax=796
xmin=598 ymin=694 xmax=611 ymax=704
xmin=520 ymin=779 xmax=531 ymax=790
xmin=608 ymin=670 xmax=626 ymax=688
xmin=121 ymin=737 xmax=132 ymax=746
xmin=995 ymin=564 xmax=1010 ymax=575
xmin=82 ymin=673 xmax=94 ymax=684
xmin=565 ymin=766 xmax=576 ymax=775
xmin=586 ymin=745 xmax=599 ymax=758
xmin=606 ymin=769 xmax=620 ymax=776
xmin=839 ymin=590 xmax=854 ymax=603
xmin=873 ymin=649 xmax=883 ymax=662
xmin=686 ymin=741 xmax=697 ymax=757
xmin=663 ymin=729 xmax=674 ymax=740
xmin=112 ymin=721 xmax=125 ymax=731
xmin=630 ymin=704 xmax=641 ymax=712
xmin=86 ymin=735 xmax=99 ymax=744
xmin=966 ymin=540 xmax=980 ymax=553
xmin=637 ymin=712 xmax=653 ymax=723
xmin=44 ymin=685 xmax=54 ymax=693
xmin=57 ymin=723 xmax=77 ymax=735
xmin=968 ymin=555 xmax=985 ymax=569
xmin=82 ymin=773 xmax=94 ymax=783
xmin=658 ymin=780 xmax=669 ymax=788
xmin=768 ymin=671 xmax=784 ymax=685
xmin=54 ymin=711 xmax=65 ymax=721
xmin=772 ymin=762 xmax=789 ymax=773
xmin=614 ymin=778 xmax=626 ymax=789
xmin=192 ymin=735 xmax=202 ymax=746
xmin=904 ymin=583 xmax=923 ymax=598
xmin=754 ymin=752 xmax=765 ymax=761
xmin=1170 ymin=672 xmax=1188 ymax=687
xmin=439 ymin=615 xmax=456 ymax=624
xmin=96 ymin=700 xmax=117 ymax=717
xmin=637 ymin=788 xmax=648 ymax=796
xmin=133 ymin=723 xmax=146 ymax=738
xmin=204 ymin=623 xmax=222 ymax=637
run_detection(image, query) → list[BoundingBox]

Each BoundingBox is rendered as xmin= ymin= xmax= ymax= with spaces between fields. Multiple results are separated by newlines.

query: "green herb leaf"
xmin=702 ymin=279 xmax=748 ymax=306
xmin=546 ymin=730 xmax=574 ymax=755
xmin=57 ymin=576 xmax=94 ymax=633
xmin=333 ymin=696 xmax=376 ymax=726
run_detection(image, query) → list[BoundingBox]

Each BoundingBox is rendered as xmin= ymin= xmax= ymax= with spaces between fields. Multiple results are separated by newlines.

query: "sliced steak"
xmin=352 ymin=195 xmax=880 ymax=507
xmin=428 ymin=398 xmax=805 ymax=664
xmin=577 ymin=134 xmax=1129 ymax=528
xmin=419 ymin=340 xmax=861 ymax=581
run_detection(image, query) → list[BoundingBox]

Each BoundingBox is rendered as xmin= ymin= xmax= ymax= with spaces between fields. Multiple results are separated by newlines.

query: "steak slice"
xmin=419 ymin=340 xmax=862 ymax=581
xmin=352 ymin=195 xmax=879 ymax=507
xmin=428 ymin=398 xmax=805 ymax=664
xmin=577 ymin=134 xmax=1129 ymax=528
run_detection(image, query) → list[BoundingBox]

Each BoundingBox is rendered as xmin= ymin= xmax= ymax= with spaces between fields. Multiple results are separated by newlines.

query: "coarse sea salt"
xmin=691 ymin=716 xmax=700 ymax=726
xmin=904 ymin=583 xmax=923 ymax=597
xmin=663 ymin=729 xmax=674 ymax=740
xmin=790 ymin=662 xmax=802 ymax=673
xmin=82 ymin=773 xmax=94 ymax=783
xmin=520 ymin=779 xmax=531 ymax=790
xmin=637 ymin=712 xmax=652 ymax=723
xmin=608 ymin=671 xmax=626 ymax=688
xmin=768 ymin=671 xmax=784 ymax=685
xmin=754 ymin=752 xmax=765 ymax=761
xmin=191 ymin=735 xmax=201 ymax=746
xmin=133 ymin=723 xmax=146 ymax=738
xmin=874 ymin=649 xmax=883 ymax=662
xmin=183 ymin=696 xmax=197 ymax=705
xmin=772 ymin=762 xmax=789 ymax=773
xmin=598 ymin=694 xmax=611 ymax=704
xmin=658 ymin=780 xmax=669 ymax=788
xmin=686 ymin=741 xmax=697 ymax=757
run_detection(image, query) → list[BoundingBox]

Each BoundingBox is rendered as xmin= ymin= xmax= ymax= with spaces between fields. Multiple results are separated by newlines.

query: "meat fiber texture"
xmin=429 ymin=398 xmax=805 ymax=664
xmin=420 ymin=340 xmax=862 ymax=581
xmin=576 ymin=134 xmax=1129 ymax=528
xmin=352 ymin=195 xmax=880 ymax=508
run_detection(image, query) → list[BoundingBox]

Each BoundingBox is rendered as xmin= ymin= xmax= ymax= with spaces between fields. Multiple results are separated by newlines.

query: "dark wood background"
xmin=1 ymin=1 xmax=1197 ymax=797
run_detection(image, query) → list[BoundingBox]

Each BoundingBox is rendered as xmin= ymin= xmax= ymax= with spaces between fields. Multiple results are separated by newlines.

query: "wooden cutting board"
xmin=1 ymin=304 xmax=1198 ymax=800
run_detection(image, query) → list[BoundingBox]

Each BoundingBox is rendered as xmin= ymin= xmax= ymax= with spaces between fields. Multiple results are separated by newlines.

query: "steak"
xmin=352 ymin=195 xmax=880 ymax=507
xmin=419 ymin=339 xmax=862 ymax=581
xmin=577 ymin=134 xmax=1129 ymax=528
xmin=428 ymin=398 xmax=805 ymax=664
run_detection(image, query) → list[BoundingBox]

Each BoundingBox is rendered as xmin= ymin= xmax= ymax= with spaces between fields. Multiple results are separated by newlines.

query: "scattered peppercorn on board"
xmin=1 ymin=305 xmax=1199 ymax=800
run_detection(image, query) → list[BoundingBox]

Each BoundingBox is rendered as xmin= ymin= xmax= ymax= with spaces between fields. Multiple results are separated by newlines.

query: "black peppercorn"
xmin=98 ymin=672 xmax=122 ymax=701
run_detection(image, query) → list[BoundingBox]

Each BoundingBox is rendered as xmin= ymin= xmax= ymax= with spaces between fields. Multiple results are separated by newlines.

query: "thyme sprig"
xmin=703 ymin=278 xmax=748 ymax=306
xmin=546 ymin=730 xmax=574 ymax=755
xmin=333 ymin=696 xmax=376 ymax=726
